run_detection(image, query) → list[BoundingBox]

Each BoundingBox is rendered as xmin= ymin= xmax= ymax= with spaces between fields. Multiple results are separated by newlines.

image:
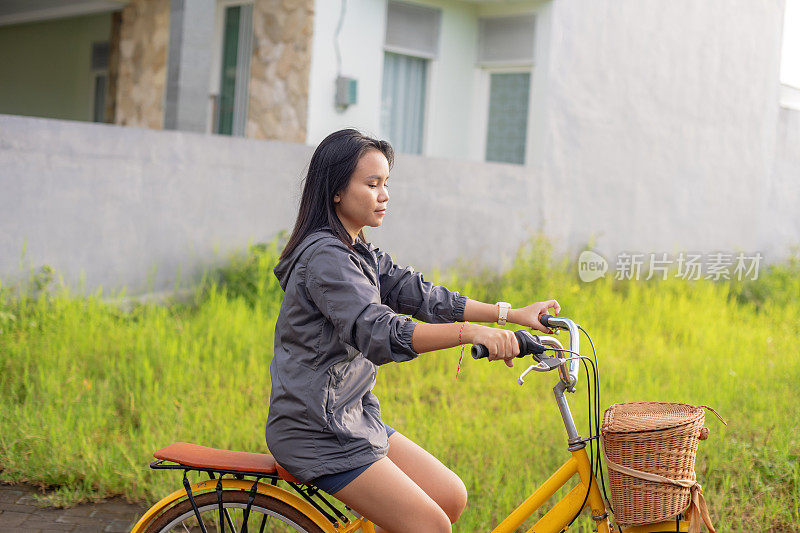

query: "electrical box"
xmin=335 ymin=76 xmax=357 ymax=108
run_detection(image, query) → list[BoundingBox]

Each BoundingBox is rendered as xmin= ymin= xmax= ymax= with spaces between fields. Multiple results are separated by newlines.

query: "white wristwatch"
xmin=496 ymin=301 xmax=510 ymax=325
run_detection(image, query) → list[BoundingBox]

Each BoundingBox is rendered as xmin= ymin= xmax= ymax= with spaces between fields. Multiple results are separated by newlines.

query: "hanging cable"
xmin=542 ymin=347 xmax=598 ymax=530
xmin=334 ymin=0 xmax=347 ymax=79
xmin=579 ymin=325 xmax=614 ymax=513
xmin=534 ymin=345 xmax=606 ymax=528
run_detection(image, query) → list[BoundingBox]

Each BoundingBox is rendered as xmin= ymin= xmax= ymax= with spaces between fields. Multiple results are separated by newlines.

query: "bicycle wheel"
xmin=144 ymin=490 xmax=326 ymax=533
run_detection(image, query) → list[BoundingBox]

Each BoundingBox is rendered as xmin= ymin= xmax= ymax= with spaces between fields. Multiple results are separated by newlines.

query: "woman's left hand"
xmin=509 ymin=300 xmax=561 ymax=334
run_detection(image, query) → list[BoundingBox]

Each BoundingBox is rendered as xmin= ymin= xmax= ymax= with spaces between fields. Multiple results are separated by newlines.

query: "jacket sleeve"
xmin=305 ymin=243 xmax=419 ymax=366
xmin=376 ymin=250 xmax=467 ymax=324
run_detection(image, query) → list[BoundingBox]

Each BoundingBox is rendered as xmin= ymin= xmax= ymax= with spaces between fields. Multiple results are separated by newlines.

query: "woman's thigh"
xmin=331 ymin=456 xmax=451 ymax=533
xmin=384 ymin=431 xmax=468 ymax=523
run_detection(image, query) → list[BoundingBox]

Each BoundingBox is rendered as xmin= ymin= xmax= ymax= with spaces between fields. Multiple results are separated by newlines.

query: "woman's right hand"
xmin=463 ymin=323 xmax=520 ymax=367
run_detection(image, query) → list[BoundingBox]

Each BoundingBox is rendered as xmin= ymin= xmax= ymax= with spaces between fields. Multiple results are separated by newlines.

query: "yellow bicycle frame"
xmin=492 ymin=447 xmax=610 ymax=533
xmin=489 ymin=446 xmax=688 ymax=533
xmin=132 ymin=457 xmax=688 ymax=533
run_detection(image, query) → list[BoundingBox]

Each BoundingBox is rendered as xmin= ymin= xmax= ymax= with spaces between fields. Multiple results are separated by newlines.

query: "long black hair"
xmin=280 ymin=129 xmax=394 ymax=261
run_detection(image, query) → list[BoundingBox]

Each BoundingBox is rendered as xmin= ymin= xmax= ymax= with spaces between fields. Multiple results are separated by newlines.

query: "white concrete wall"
xmin=536 ymin=0 xmax=797 ymax=260
xmin=415 ymin=0 xmax=479 ymax=159
xmin=307 ymin=0 xmax=799 ymax=262
xmin=0 ymin=115 xmax=308 ymax=295
xmin=764 ymin=107 xmax=800 ymax=259
xmin=306 ymin=0 xmax=799 ymax=262
xmin=0 ymin=114 xmax=539 ymax=295
xmin=306 ymin=0 xmax=387 ymax=143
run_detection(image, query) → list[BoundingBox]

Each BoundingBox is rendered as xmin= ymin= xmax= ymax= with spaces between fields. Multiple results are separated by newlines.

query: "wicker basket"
xmin=601 ymin=402 xmax=712 ymax=528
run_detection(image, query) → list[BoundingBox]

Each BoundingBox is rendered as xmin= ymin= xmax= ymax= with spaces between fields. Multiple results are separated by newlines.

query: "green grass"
xmin=1 ymin=238 xmax=798 ymax=532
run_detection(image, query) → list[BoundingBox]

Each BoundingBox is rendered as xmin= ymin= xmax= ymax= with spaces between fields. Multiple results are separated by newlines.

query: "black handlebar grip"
xmin=518 ymin=330 xmax=547 ymax=356
xmin=539 ymin=314 xmax=555 ymax=328
xmin=472 ymin=330 xmax=547 ymax=359
xmin=471 ymin=344 xmax=489 ymax=359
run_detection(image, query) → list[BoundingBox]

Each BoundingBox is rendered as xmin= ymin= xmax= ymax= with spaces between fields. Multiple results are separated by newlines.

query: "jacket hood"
xmin=274 ymin=229 xmax=332 ymax=290
xmin=275 ymin=228 xmax=377 ymax=290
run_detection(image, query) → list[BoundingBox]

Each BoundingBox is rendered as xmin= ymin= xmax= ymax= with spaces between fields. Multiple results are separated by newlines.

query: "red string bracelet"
xmin=455 ymin=321 xmax=469 ymax=379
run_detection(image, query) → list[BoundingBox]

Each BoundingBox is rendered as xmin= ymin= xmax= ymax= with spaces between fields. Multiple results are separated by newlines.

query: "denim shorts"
xmin=310 ymin=422 xmax=396 ymax=494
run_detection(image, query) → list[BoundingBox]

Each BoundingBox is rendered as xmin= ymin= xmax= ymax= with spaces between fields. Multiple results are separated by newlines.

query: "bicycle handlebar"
xmin=539 ymin=315 xmax=580 ymax=390
xmin=470 ymin=330 xmax=546 ymax=360
xmin=470 ymin=315 xmax=581 ymax=391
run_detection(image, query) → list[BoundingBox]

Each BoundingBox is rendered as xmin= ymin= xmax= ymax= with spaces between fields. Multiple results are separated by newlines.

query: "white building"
xmin=1 ymin=0 xmax=799 ymax=294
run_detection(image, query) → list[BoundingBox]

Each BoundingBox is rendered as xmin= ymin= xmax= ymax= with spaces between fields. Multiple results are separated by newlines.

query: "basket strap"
xmin=602 ymin=448 xmax=716 ymax=533
xmin=700 ymin=405 xmax=727 ymax=426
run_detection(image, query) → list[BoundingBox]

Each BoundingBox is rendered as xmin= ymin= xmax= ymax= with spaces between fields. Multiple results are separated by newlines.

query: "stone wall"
xmin=115 ymin=0 xmax=170 ymax=129
xmin=246 ymin=0 xmax=314 ymax=142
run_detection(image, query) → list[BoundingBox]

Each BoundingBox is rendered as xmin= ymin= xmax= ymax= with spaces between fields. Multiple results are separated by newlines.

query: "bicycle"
xmin=131 ymin=315 xmax=708 ymax=532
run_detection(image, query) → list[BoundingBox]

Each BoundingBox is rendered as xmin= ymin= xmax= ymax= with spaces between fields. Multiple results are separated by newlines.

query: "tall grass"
xmin=0 ymin=238 xmax=798 ymax=531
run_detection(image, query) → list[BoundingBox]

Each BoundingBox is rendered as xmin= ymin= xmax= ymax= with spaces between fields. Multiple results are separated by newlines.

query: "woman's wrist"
xmin=460 ymin=322 xmax=479 ymax=344
xmin=464 ymin=299 xmax=503 ymax=323
xmin=463 ymin=299 xmax=527 ymax=327
xmin=506 ymin=308 xmax=521 ymax=326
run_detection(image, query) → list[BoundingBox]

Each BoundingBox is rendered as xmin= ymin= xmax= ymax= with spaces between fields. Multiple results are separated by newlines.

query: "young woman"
xmin=266 ymin=129 xmax=560 ymax=533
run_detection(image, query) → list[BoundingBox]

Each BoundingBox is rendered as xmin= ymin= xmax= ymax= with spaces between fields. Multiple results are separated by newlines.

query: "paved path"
xmin=0 ymin=483 xmax=147 ymax=532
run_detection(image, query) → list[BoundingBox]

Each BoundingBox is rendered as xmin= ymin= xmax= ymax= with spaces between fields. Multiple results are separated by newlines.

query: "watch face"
xmin=497 ymin=302 xmax=509 ymax=323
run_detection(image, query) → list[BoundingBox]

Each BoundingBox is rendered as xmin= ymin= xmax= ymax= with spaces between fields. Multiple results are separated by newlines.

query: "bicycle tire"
xmin=143 ymin=489 xmax=327 ymax=533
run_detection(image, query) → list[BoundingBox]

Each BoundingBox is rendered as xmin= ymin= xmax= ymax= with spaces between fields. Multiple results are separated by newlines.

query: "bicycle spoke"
xmin=150 ymin=497 xmax=320 ymax=532
xmin=224 ymin=507 xmax=236 ymax=532
xmin=229 ymin=508 xmax=239 ymax=532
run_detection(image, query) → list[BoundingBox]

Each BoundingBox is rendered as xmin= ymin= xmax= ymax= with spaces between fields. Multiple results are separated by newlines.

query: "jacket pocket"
xmin=324 ymin=368 xmax=337 ymax=420
xmin=324 ymin=358 xmax=369 ymax=447
xmin=323 ymin=366 xmax=348 ymax=446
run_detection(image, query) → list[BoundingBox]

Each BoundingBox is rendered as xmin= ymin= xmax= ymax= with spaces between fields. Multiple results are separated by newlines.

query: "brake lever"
xmin=517 ymin=357 xmax=567 ymax=385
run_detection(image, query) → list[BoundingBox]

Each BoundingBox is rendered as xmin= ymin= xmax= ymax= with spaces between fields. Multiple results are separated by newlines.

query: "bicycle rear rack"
xmin=150 ymin=459 xmax=350 ymax=531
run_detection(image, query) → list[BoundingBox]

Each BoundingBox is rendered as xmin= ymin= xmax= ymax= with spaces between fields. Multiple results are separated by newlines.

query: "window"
xmin=381 ymin=52 xmax=427 ymax=154
xmin=380 ymin=1 xmax=441 ymax=154
xmin=478 ymin=15 xmax=535 ymax=66
xmin=478 ymin=14 xmax=535 ymax=164
xmin=90 ymin=41 xmax=109 ymax=123
xmin=485 ymin=72 xmax=530 ymax=165
xmin=384 ymin=1 xmax=441 ymax=58
xmin=215 ymin=3 xmax=253 ymax=136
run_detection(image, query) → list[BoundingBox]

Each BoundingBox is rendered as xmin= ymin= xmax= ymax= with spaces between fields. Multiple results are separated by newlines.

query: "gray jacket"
xmin=265 ymin=228 xmax=467 ymax=481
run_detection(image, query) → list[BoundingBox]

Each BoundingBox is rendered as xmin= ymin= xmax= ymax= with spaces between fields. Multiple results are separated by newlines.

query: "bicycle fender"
xmin=130 ymin=478 xmax=339 ymax=533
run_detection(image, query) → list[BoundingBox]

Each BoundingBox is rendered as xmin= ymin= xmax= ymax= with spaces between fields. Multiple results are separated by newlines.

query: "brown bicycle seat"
xmin=154 ymin=442 xmax=292 ymax=476
xmin=275 ymin=463 xmax=302 ymax=484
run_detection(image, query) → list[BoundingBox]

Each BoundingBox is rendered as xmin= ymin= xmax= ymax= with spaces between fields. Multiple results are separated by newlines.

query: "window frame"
xmin=471 ymin=10 xmax=538 ymax=165
xmin=380 ymin=0 xmax=441 ymax=155
xmin=89 ymin=71 xmax=108 ymax=123
xmin=380 ymin=50 xmax=433 ymax=155
xmin=476 ymin=13 xmax=535 ymax=68
xmin=207 ymin=0 xmax=254 ymax=135
xmin=88 ymin=40 xmax=109 ymax=123
xmin=474 ymin=64 xmax=534 ymax=165
xmin=383 ymin=0 xmax=441 ymax=60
